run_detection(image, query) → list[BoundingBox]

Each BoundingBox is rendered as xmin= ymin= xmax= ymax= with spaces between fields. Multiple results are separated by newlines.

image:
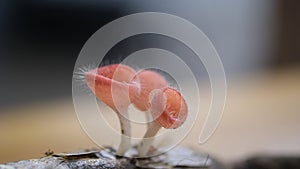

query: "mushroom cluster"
xmin=85 ymin=64 xmax=188 ymax=157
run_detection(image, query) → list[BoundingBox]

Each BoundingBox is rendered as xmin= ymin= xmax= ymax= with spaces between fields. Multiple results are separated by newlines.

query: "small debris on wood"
xmin=44 ymin=149 xmax=54 ymax=156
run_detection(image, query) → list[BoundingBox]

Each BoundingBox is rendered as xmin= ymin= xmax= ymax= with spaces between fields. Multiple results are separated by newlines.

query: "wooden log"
xmin=0 ymin=147 xmax=224 ymax=169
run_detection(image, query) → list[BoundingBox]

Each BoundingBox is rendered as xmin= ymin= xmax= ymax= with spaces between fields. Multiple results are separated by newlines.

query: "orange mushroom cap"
xmin=85 ymin=64 xmax=136 ymax=111
xmin=130 ymin=70 xmax=167 ymax=111
xmin=150 ymin=87 xmax=188 ymax=129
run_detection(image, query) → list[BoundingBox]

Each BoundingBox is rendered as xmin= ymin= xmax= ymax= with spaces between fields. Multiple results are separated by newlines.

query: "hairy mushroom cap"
xmin=130 ymin=70 xmax=167 ymax=111
xmin=150 ymin=87 xmax=188 ymax=129
xmin=85 ymin=64 xmax=136 ymax=111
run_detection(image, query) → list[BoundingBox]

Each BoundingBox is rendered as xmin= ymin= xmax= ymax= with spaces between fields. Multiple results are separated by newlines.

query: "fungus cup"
xmin=129 ymin=70 xmax=168 ymax=127
xmin=138 ymin=87 xmax=188 ymax=157
xmin=130 ymin=70 xmax=168 ymax=111
xmin=85 ymin=64 xmax=136 ymax=155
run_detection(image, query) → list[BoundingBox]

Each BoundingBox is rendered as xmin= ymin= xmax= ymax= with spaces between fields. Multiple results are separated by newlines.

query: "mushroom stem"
xmin=145 ymin=110 xmax=153 ymax=130
xmin=116 ymin=110 xmax=131 ymax=156
xmin=138 ymin=121 xmax=161 ymax=156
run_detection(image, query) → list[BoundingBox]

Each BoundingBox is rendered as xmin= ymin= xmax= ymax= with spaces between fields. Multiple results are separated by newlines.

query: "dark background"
xmin=0 ymin=0 xmax=299 ymax=109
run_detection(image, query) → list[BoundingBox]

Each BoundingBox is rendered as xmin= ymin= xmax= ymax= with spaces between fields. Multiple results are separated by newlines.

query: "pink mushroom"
xmin=85 ymin=64 xmax=188 ymax=157
xmin=138 ymin=87 xmax=188 ymax=156
xmin=129 ymin=70 xmax=168 ymax=126
xmin=85 ymin=64 xmax=136 ymax=155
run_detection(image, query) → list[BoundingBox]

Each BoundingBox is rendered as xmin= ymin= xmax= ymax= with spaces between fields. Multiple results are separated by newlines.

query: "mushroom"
xmin=85 ymin=65 xmax=187 ymax=156
xmin=138 ymin=87 xmax=188 ymax=156
xmin=129 ymin=70 xmax=168 ymax=126
xmin=85 ymin=64 xmax=136 ymax=155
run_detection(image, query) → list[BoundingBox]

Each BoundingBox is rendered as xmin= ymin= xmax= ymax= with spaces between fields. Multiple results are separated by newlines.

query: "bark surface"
xmin=0 ymin=147 xmax=224 ymax=169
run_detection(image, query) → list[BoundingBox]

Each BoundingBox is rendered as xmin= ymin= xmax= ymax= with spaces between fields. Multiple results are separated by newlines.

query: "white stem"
xmin=145 ymin=110 xmax=153 ymax=130
xmin=138 ymin=121 xmax=161 ymax=157
xmin=116 ymin=109 xmax=131 ymax=156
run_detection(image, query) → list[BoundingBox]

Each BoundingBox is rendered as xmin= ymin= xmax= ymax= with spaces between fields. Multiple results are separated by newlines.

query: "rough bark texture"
xmin=0 ymin=147 xmax=225 ymax=169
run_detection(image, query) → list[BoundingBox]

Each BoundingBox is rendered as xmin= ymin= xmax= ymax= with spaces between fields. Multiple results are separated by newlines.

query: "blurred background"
xmin=0 ymin=0 xmax=299 ymax=167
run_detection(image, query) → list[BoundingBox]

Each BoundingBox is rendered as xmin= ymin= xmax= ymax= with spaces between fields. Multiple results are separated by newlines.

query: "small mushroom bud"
xmin=85 ymin=64 xmax=136 ymax=156
xmin=138 ymin=87 xmax=188 ymax=156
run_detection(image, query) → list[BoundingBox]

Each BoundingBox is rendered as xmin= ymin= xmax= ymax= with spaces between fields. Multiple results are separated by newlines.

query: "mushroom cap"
xmin=130 ymin=70 xmax=167 ymax=111
xmin=149 ymin=87 xmax=188 ymax=129
xmin=85 ymin=64 xmax=136 ymax=111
